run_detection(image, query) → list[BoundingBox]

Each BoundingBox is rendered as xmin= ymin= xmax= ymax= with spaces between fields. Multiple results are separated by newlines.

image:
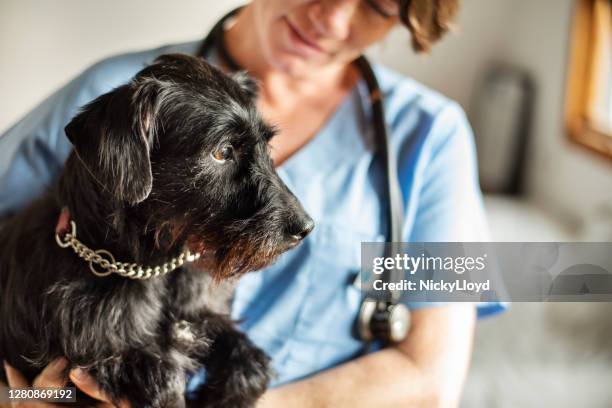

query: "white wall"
xmin=1 ymin=0 xmax=611 ymax=228
xmin=0 ymin=0 xmax=244 ymax=130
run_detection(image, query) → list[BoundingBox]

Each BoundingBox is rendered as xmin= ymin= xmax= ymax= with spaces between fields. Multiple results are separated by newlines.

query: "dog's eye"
xmin=211 ymin=145 xmax=234 ymax=163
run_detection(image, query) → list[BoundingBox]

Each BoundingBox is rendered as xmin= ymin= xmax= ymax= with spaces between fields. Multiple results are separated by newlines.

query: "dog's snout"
xmin=287 ymin=215 xmax=315 ymax=243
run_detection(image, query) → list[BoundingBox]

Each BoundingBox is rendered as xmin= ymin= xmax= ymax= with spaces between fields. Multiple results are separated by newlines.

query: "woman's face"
xmin=250 ymin=0 xmax=400 ymax=75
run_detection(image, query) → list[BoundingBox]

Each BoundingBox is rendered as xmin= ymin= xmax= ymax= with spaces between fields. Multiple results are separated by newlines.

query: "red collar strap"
xmin=55 ymin=207 xmax=71 ymax=236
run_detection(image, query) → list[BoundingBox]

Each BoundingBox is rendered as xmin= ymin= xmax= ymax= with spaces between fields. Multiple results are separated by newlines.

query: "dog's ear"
xmin=232 ymin=71 xmax=259 ymax=100
xmin=64 ymin=80 xmax=159 ymax=205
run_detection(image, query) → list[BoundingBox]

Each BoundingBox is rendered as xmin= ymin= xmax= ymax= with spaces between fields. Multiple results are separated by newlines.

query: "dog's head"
xmin=64 ymin=53 xmax=313 ymax=278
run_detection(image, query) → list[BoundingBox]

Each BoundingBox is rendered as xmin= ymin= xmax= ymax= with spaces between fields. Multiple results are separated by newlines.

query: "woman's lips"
xmin=284 ymin=16 xmax=326 ymax=56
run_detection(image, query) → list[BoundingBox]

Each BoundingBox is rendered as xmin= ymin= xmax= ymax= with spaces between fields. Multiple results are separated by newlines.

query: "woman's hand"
xmin=2 ymin=359 xmax=129 ymax=408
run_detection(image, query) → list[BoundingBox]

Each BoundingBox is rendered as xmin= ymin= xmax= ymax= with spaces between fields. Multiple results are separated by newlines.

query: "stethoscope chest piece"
xmin=358 ymin=299 xmax=410 ymax=344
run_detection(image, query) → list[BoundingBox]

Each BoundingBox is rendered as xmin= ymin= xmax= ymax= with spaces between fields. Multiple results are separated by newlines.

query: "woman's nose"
xmin=307 ymin=0 xmax=358 ymax=40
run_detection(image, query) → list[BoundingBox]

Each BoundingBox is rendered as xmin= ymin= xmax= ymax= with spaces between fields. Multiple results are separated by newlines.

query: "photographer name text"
xmin=373 ymin=279 xmax=491 ymax=293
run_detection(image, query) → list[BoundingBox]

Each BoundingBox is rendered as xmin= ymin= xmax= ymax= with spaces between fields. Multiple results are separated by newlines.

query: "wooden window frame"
xmin=565 ymin=0 xmax=612 ymax=160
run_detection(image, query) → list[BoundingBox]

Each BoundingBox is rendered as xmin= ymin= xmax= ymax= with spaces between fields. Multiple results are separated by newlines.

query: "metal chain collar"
xmin=55 ymin=220 xmax=200 ymax=279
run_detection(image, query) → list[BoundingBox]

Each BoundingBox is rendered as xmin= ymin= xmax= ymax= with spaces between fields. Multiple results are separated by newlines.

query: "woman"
xmin=1 ymin=0 xmax=505 ymax=406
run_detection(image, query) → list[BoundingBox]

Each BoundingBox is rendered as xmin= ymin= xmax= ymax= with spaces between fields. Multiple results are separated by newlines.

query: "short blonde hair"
xmin=400 ymin=0 xmax=461 ymax=52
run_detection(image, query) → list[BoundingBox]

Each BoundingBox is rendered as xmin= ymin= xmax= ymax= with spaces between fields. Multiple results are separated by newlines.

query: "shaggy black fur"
xmin=0 ymin=54 xmax=313 ymax=407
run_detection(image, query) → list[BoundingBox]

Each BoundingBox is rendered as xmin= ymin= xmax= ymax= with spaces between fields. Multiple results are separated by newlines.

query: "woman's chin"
xmin=269 ymin=52 xmax=331 ymax=79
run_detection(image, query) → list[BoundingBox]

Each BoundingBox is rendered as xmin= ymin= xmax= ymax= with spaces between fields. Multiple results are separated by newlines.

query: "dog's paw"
xmin=197 ymin=334 xmax=271 ymax=408
xmin=228 ymin=340 xmax=272 ymax=406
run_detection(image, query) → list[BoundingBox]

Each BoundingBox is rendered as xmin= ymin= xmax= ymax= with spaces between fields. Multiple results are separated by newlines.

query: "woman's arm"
xmin=0 ymin=55 xmax=141 ymax=219
xmin=257 ymin=304 xmax=476 ymax=408
xmin=0 ymin=68 xmax=96 ymax=218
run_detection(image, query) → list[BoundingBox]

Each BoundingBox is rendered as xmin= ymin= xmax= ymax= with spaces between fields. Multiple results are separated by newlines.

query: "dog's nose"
xmin=287 ymin=216 xmax=314 ymax=242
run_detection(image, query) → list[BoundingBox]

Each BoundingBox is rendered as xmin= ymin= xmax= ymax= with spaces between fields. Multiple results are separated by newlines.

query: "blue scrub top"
xmin=0 ymin=41 xmax=506 ymax=390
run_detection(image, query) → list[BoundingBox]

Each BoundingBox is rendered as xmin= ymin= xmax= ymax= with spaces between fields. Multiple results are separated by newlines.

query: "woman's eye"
xmin=363 ymin=0 xmax=400 ymax=18
xmin=211 ymin=145 xmax=234 ymax=163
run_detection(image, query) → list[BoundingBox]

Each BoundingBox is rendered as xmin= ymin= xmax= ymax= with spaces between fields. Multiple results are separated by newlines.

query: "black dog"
xmin=0 ymin=53 xmax=313 ymax=407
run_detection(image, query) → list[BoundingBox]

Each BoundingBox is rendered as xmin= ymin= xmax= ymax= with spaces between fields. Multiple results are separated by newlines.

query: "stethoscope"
xmin=198 ymin=8 xmax=410 ymax=345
